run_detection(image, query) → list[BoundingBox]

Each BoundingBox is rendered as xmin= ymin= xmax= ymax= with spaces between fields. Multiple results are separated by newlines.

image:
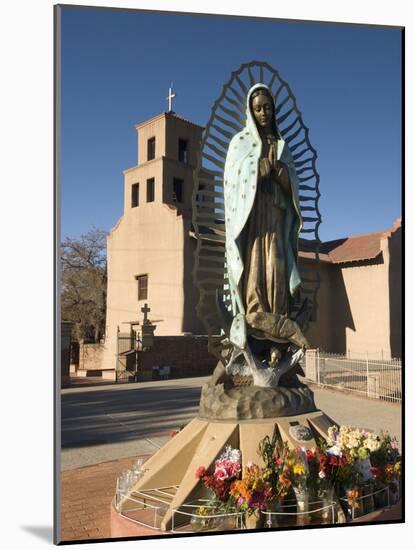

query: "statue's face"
xmin=251 ymin=93 xmax=274 ymax=129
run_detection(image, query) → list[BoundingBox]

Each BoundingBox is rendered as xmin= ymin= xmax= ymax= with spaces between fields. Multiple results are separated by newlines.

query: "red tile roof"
xmin=320 ymin=218 xmax=401 ymax=264
xmin=190 ymin=219 xmax=401 ymax=265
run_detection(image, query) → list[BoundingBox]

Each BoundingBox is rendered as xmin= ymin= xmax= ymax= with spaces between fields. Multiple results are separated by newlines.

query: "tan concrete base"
xmin=102 ymin=370 xmax=117 ymax=381
xmin=110 ymin=498 xmax=170 ymax=538
xmin=74 ymin=368 xmax=116 ymax=380
xmin=123 ymin=410 xmax=341 ymax=532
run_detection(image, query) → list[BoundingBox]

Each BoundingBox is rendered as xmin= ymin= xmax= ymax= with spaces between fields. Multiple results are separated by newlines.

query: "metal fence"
xmin=303 ymin=350 xmax=402 ymax=403
xmin=116 ymin=330 xmax=137 ymax=383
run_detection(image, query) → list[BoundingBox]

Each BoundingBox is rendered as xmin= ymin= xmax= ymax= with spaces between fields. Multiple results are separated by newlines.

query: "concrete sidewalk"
xmin=61 ymin=433 xmax=171 ymax=470
xmin=61 ymin=378 xmax=401 ymax=470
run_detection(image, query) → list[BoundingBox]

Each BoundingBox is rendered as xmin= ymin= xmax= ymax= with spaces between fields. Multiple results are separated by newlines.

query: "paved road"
xmin=61 ymin=377 xmax=401 ymax=470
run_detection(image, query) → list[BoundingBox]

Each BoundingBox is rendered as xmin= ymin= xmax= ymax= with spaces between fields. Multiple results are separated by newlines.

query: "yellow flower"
xmin=293 ymin=464 xmax=305 ymax=476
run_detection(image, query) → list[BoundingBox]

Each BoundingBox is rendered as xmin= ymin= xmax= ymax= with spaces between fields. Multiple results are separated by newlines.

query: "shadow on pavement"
xmin=61 ymin=384 xmax=202 ymax=448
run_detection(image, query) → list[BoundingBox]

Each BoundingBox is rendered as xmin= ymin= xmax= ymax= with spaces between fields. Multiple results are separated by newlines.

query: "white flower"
xmin=327 ymin=445 xmax=341 ymax=456
xmin=218 ymin=445 xmax=241 ymax=464
xmin=366 ymin=439 xmax=381 ymax=452
xmin=318 ymin=470 xmax=326 ymax=479
xmin=346 ymin=436 xmax=360 ymax=449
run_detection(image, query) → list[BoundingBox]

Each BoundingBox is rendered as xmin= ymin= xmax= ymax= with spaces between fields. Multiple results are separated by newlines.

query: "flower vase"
xmin=294 ymin=486 xmax=310 ymax=526
xmin=264 ymin=500 xmax=283 ymax=529
xmin=320 ymin=487 xmax=335 ymax=524
xmin=212 ymin=512 xmax=240 ymax=531
xmin=190 ymin=515 xmax=213 ymax=532
xmin=373 ymin=482 xmax=388 ymax=510
xmin=244 ymin=509 xmax=262 ymax=530
xmin=388 ymin=480 xmax=400 ymax=505
xmin=361 ymin=483 xmax=375 ymax=514
xmin=355 ymin=458 xmax=373 ymax=482
xmin=346 ymin=488 xmax=361 ymax=520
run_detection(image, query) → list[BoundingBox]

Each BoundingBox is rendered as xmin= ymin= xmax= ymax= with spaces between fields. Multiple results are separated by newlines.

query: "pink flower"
xmin=318 ymin=470 xmax=326 ymax=479
xmin=214 ymin=459 xmax=241 ymax=481
xmin=214 ymin=466 xmax=228 ymax=482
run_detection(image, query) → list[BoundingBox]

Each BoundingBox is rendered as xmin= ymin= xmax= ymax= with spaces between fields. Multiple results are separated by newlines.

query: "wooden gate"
xmin=116 ymin=327 xmax=137 ymax=383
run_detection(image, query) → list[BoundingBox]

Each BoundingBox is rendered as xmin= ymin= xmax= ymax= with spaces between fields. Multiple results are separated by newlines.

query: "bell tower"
xmin=103 ymin=107 xmax=204 ymax=370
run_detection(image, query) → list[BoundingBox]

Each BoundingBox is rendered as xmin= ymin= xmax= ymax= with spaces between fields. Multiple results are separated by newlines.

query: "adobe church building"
xmin=98 ymin=108 xmax=401 ymax=379
xmin=101 ymin=110 xmax=208 ymax=377
xmin=304 ymin=217 xmax=401 ymax=360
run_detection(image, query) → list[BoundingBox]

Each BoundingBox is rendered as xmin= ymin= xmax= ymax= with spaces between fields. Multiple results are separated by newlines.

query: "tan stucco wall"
xmin=307 ymin=250 xmax=391 ymax=359
xmin=124 ymin=162 xmax=164 ymax=213
xmin=137 ymin=114 xmax=166 ymax=165
xmin=78 ymin=342 xmax=106 ymax=371
xmin=300 ymin=258 xmax=335 ymax=352
xmin=302 ymin=235 xmax=399 ymax=360
xmin=104 ymin=203 xmax=187 ymax=369
xmin=339 ymin=246 xmax=390 ymax=359
xmin=164 ymin=115 xmax=202 ymax=168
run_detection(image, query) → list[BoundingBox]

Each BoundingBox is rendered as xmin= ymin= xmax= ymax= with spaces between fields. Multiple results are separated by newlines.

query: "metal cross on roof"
xmin=166 ymin=83 xmax=176 ymax=113
xmin=141 ymin=303 xmax=151 ymax=324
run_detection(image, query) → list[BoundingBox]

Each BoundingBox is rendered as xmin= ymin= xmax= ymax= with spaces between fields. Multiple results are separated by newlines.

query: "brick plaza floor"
xmin=61 ymin=454 xmax=154 ymax=542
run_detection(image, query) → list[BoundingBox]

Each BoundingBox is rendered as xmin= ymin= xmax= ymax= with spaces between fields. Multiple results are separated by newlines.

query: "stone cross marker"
xmin=141 ymin=303 xmax=151 ymax=324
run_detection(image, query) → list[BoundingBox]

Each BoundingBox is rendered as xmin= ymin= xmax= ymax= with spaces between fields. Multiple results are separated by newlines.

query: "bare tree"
xmin=61 ymin=228 xmax=107 ymax=342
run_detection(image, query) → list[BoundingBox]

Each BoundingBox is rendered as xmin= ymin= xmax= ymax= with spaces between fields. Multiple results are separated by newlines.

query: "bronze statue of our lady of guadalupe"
xmin=222 ymin=83 xmax=309 ymax=386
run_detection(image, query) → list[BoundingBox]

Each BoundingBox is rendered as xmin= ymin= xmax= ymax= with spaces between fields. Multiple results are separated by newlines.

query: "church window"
xmin=173 ymin=178 xmax=183 ymax=203
xmin=146 ymin=178 xmax=155 ymax=202
xmin=147 ymin=137 xmax=156 ymax=161
xmin=136 ymin=274 xmax=148 ymax=301
xmin=178 ymin=139 xmax=188 ymax=163
xmin=131 ymin=183 xmax=139 ymax=208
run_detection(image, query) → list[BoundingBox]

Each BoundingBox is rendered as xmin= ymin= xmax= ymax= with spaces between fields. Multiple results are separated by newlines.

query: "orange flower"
xmin=279 ymin=473 xmax=291 ymax=488
xmin=347 ymin=488 xmax=360 ymax=510
xmin=230 ymin=480 xmax=250 ymax=501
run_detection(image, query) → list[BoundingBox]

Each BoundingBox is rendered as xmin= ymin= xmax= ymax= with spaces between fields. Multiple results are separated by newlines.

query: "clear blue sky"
xmin=60 ymin=7 xmax=402 ymax=242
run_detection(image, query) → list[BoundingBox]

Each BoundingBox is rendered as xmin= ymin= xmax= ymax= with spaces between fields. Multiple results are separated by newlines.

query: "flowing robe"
xmin=223 ymin=83 xmax=302 ymax=349
xmin=242 ymin=133 xmax=291 ymax=318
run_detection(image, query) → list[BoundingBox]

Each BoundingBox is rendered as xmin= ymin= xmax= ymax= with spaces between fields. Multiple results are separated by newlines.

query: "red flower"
xmin=204 ymin=474 xmax=217 ymax=489
xmin=329 ymin=455 xmax=338 ymax=466
xmin=216 ymin=484 xmax=229 ymax=501
xmin=318 ymin=451 xmax=327 ymax=464
xmin=306 ymin=450 xmax=314 ymax=461
xmin=195 ymin=466 xmax=206 ymax=479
